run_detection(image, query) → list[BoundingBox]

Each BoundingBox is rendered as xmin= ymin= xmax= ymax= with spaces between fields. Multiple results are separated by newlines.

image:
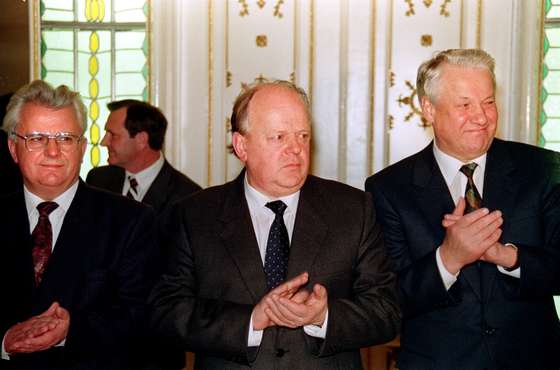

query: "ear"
xmin=232 ymin=132 xmax=248 ymax=162
xmin=7 ymin=137 xmax=19 ymax=164
xmin=135 ymin=131 xmax=149 ymax=149
xmin=420 ymin=96 xmax=436 ymax=124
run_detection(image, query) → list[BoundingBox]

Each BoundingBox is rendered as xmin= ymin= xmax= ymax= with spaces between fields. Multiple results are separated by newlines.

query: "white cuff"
xmin=436 ymin=247 xmax=459 ymax=290
xmin=2 ymin=333 xmax=9 ymax=360
xmin=497 ymin=265 xmax=520 ymax=278
xmin=303 ymin=310 xmax=328 ymax=339
xmin=247 ymin=311 xmax=264 ymax=347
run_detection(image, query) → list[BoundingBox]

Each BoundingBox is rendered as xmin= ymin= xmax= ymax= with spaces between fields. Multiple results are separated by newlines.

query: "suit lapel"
xmin=37 ymin=181 xmax=92 ymax=309
xmin=142 ymin=160 xmax=169 ymax=210
xmin=287 ymin=177 xmax=328 ymax=280
xmin=412 ymin=143 xmax=482 ymax=300
xmin=107 ymin=166 xmax=126 ymax=193
xmin=219 ymin=175 xmax=268 ymax=302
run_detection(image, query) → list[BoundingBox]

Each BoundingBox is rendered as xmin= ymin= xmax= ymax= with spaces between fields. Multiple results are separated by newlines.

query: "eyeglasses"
xmin=13 ymin=132 xmax=83 ymax=152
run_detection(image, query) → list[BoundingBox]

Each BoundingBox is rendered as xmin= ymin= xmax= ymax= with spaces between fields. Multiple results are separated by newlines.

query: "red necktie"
xmin=31 ymin=201 xmax=59 ymax=285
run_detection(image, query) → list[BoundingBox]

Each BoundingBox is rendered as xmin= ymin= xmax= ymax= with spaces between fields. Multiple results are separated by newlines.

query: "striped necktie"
xmin=460 ymin=163 xmax=482 ymax=213
xmin=126 ymin=176 xmax=139 ymax=200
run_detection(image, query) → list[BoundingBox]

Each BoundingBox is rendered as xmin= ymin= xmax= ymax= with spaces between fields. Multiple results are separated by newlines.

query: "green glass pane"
xmin=544 ymin=71 xmax=560 ymax=93
xmin=77 ymin=0 xmax=112 ymax=23
xmin=115 ymin=50 xmax=145 ymax=72
xmin=543 ymin=64 xmax=549 ymax=80
xmin=546 ymin=29 xmax=560 ymax=48
xmin=43 ymin=49 xmax=74 ymax=72
xmin=115 ymin=73 xmax=146 ymax=96
xmin=544 ymin=35 xmax=550 ymax=55
xmin=40 ymin=0 xmax=46 ymax=17
xmin=544 ymin=48 xmax=560 ymax=68
xmin=542 ymin=119 xmax=560 ymax=141
xmin=549 ymin=6 xmax=560 ymax=19
xmin=114 ymin=0 xmax=146 ymax=22
xmin=43 ymin=30 xmax=74 ymax=50
xmin=542 ymin=87 xmax=549 ymax=103
xmin=41 ymin=0 xmax=74 ymax=22
xmin=541 ymin=109 xmax=548 ymax=126
xmin=544 ymin=94 xmax=560 ymax=118
xmin=115 ymin=31 xmax=145 ymax=49
xmin=43 ymin=72 xmax=74 ymax=90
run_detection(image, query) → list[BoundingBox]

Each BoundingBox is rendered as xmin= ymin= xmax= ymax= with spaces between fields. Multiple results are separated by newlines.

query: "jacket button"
xmin=276 ymin=348 xmax=286 ymax=357
xmin=483 ymin=327 xmax=496 ymax=336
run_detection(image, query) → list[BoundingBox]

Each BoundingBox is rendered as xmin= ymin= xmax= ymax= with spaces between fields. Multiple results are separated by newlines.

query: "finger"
xmin=452 ymin=197 xmax=466 ymax=216
xmin=291 ymin=289 xmax=310 ymax=304
xmin=460 ymin=207 xmax=491 ymax=224
xmin=271 ymin=272 xmax=309 ymax=296
xmin=264 ymin=307 xmax=295 ymax=328
xmin=472 ymin=212 xmax=503 ymax=240
xmin=265 ymin=300 xmax=299 ymax=328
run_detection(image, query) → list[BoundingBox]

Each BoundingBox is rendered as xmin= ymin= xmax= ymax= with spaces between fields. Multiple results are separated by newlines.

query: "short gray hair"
xmin=416 ymin=49 xmax=496 ymax=104
xmin=3 ymin=80 xmax=87 ymax=137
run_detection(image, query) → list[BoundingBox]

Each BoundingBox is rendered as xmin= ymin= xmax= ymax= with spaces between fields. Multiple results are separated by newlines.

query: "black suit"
xmin=86 ymin=160 xmax=201 ymax=217
xmin=0 ymin=181 xmax=157 ymax=370
xmin=86 ymin=161 xmax=200 ymax=370
xmin=149 ymin=173 xmax=401 ymax=370
xmin=365 ymin=139 xmax=560 ymax=370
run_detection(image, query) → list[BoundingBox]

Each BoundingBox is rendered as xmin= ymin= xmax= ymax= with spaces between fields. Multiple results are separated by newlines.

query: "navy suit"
xmin=0 ymin=181 xmax=157 ymax=370
xmin=365 ymin=139 xmax=560 ymax=369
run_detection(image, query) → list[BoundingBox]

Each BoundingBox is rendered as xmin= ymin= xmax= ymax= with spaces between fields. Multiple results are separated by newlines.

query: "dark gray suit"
xmin=365 ymin=139 xmax=560 ymax=370
xmin=150 ymin=173 xmax=401 ymax=370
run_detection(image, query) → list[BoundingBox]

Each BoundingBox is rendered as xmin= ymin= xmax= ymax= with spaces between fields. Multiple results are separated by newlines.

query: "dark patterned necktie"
xmin=460 ymin=163 xmax=482 ymax=214
xmin=32 ymin=201 xmax=59 ymax=285
xmin=126 ymin=176 xmax=138 ymax=199
xmin=264 ymin=200 xmax=290 ymax=290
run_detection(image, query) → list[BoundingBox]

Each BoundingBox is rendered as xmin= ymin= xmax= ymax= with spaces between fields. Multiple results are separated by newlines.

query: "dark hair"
xmin=107 ymin=100 xmax=167 ymax=150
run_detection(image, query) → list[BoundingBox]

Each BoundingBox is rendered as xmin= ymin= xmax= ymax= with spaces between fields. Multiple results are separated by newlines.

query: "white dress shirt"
xmin=122 ymin=153 xmax=164 ymax=201
xmin=244 ymin=175 xmax=328 ymax=347
xmin=433 ymin=141 xmax=520 ymax=291
xmin=2 ymin=181 xmax=79 ymax=360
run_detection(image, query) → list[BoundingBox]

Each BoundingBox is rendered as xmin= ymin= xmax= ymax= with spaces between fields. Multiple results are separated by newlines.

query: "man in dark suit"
xmin=1 ymin=80 xmax=157 ymax=370
xmin=149 ymin=80 xmax=401 ymax=369
xmin=86 ymin=100 xmax=200 ymax=370
xmin=366 ymin=49 xmax=560 ymax=369
xmin=86 ymin=100 xmax=201 ymax=218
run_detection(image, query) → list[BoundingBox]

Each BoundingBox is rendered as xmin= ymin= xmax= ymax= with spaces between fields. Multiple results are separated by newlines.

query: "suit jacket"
xmin=0 ymin=181 xmax=157 ymax=370
xmin=86 ymin=160 xmax=201 ymax=218
xmin=149 ymin=173 xmax=401 ymax=370
xmin=365 ymin=139 xmax=560 ymax=370
xmin=86 ymin=161 xmax=200 ymax=370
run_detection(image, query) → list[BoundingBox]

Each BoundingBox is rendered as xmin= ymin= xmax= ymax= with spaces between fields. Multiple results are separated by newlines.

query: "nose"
xmin=471 ymin=104 xmax=488 ymax=126
xmin=44 ymin=137 xmax=61 ymax=157
xmin=286 ymin=134 xmax=303 ymax=154
xmin=100 ymin=133 xmax=109 ymax=147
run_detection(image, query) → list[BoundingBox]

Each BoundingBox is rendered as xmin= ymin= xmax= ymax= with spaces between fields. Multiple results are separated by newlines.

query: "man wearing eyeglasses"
xmin=0 ymin=80 xmax=157 ymax=370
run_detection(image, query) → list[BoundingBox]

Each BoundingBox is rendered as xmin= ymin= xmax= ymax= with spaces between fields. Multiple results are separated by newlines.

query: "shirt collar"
xmin=125 ymin=152 xmax=164 ymax=185
xmin=24 ymin=180 xmax=79 ymax=216
xmin=243 ymin=174 xmax=300 ymax=214
xmin=433 ymin=140 xmax=487 ymax=186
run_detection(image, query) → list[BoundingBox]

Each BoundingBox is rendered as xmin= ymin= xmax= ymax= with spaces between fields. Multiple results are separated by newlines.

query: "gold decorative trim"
xmin=147 ymin=0 xmax=152 ymax=103
xmin=537 ymin=0 xmax=546 ymax=144
xmin=208 ymin=0 xmax=213 ymax=186
xmin=460 ymin=0 xmax=464 ymax=48
xmin=368 ymin=0 xmax=376 ymax=175
xmin=476 ymin=0 xmax=482 ymax=48
xmin=257 ymin=0 xmax=265 ymax=9
xmin=273 ymin=0 xmax=285 ymax=18
xmin=225 ymin=0 xmax=229 ymax=180
xmin=439 ymin=0 xmax=451 ymax=17
xmin=293 ymin=0 xmax=297 ymax=84
xmin=405 ymin=0 xmax=415 ymax=16
xmin=239 ymin=0 xmax=249 ymax=17
xmin=309 ymin=0 xmax=314 ymax=106
xmin=397 ymin=80 xmax=429 ymax=128
xmin=33 ymin=0 xmax=40 ymax=79
xmin=420 ymin=34 xmax=432 ymax=47
xmin=256 ymin=34 xmax=267 ymax=47
xmin=423 ymin=0 xmax=433 ymax=7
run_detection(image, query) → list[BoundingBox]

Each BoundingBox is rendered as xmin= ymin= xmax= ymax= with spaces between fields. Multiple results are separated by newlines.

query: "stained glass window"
xmin=39 ymin=0 xmax=150 ymax=177
xmin=541 ymin=0 xmax=560 ymax=151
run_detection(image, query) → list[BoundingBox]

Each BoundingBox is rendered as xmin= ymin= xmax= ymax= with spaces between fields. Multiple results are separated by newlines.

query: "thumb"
xmin=39 ymin=302 xmax=59 ymax=317
xmin=312 ymin=284 xmax=326 ymax=299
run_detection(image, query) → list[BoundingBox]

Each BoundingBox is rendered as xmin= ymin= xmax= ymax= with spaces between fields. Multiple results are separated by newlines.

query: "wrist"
xmin=503 ymin=243 xmax=520 ymax=271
